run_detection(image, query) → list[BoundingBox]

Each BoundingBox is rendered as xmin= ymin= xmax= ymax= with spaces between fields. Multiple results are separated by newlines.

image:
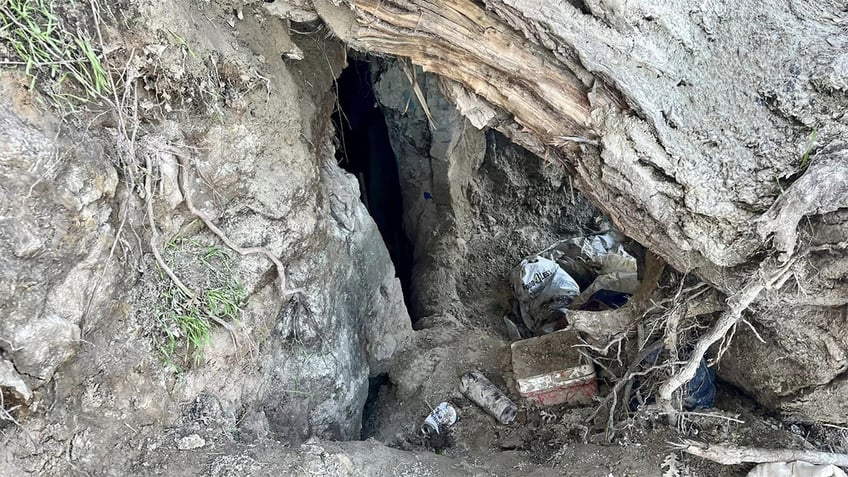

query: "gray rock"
xmin=7 ymin=314 xmax=80 ymax=382
xmin=0 ymin=359 xmax=31 ymax=404
xmin=719 ymin=305 xmax=848 ymax=423
xmin=0 ymin=10 xmax=412 ymax=474
xmin=177 ymin=434 xmax=206 ymax=450
xmin=0 ymin=78 xmax=118 ymax=387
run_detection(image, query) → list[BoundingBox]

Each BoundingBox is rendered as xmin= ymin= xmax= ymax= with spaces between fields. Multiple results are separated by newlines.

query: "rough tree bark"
xmin=307 ymin=0 xmax=848 ymax=422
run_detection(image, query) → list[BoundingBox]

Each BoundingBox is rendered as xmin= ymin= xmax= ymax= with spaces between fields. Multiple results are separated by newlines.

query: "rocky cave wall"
xmin=369 ymin=59 xmax=602 ymax=325
xmin=0 ymin=1 xmax=412 ymax=474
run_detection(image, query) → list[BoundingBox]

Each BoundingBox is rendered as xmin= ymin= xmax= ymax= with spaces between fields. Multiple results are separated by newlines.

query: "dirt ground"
xmin=361 ymin=314 xmax=846 ymax=476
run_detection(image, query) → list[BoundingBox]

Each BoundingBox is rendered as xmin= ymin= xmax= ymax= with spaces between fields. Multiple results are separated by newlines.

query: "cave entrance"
xmin=332 ymin=56 xmax=414 ymax=312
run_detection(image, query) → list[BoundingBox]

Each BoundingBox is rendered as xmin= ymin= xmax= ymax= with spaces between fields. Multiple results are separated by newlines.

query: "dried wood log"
xmin=675 ymin=439 xmax=848 ymax=468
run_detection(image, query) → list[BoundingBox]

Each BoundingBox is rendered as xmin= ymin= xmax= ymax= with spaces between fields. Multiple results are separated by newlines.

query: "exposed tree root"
xmin=579 ymin=256 xmax=720 ymax=436
xmin=657 ymin=240 xmax=848 ymax=416
xmin=656 ymin=256 xmax=798 ymax=416
xmin=317 ymin=0 xmax=594 ymax=151
xmin=673 ymin=439 xmax=848 ymax=467
xmin=757 ymin=151 xmax=848 ymax=259
xmin=173 ymin=153 xmax=302 ymax=298
xmin=144 ymin=154 xmax=193 ymax=298
xmin=143 ymin=153 xmax=239 ymax=349
xmin=660 ymin=243 xmax=847 ymax=417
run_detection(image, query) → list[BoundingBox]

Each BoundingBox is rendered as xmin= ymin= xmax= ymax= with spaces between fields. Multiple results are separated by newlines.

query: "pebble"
xmin=177 ymin=434 xmax=206 ymax=450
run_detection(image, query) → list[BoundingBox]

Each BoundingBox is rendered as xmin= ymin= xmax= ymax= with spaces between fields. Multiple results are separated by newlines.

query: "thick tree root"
xmin=757 ymin=151 xmax=848 ymax=259
xmin=657 ymin=240 xmax=848 ymax=415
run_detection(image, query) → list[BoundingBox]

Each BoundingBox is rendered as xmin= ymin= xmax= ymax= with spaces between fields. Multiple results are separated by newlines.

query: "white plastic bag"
xmin=544 ymin=232 xmax=636 ymax=286
xmin=510 ymin=231 xmax=639 ymax=333
xmin=511 ymin=256 xmax=580 ymax=331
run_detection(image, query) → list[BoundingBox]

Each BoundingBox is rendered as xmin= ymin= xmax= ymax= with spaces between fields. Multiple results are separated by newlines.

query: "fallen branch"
xmin=673 ymin=439 xmax=848 ymax=467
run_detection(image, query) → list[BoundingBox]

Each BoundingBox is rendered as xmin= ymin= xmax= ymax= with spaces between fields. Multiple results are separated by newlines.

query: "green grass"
xmin=168 ymin=29 xmax=196 ymax=59
xmin=0 ymin=0 xmax=109 ymax=105
xmin=157 ymin=238 xmax=247 ymax=369
xmin=800 ymin=129 xmax=818 ymax=170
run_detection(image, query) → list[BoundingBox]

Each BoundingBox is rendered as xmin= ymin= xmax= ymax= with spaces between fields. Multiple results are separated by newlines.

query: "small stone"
xmin=281 ymin=45 xmax=305 ymax=61
xmin=177 ymin=434 xmax=205 ymax=450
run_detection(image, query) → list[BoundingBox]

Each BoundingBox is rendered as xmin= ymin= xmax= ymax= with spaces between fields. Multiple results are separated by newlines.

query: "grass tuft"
xmin=0 ymin=0 xmax=110 ymax=106
xmin=157 ymin=236 xmax=247 ymax=369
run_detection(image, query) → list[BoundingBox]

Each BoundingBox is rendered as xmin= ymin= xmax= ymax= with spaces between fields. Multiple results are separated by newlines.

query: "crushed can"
xmin=421 ymin=402 xmax=457 ymax=435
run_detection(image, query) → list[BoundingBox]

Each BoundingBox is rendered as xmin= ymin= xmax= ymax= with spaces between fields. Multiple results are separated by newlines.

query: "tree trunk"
xmin=311 ymin=0 xmax=848 ymax=422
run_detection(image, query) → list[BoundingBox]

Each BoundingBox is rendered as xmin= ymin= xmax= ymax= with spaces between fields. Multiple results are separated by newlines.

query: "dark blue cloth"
xmin=683 ymin=357 xmax=716 ymax=410
xmin=630 ymin=344 xmax=716 ymax=411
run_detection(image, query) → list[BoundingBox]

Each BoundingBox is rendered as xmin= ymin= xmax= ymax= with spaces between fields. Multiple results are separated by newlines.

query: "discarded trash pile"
xmin=509 ymin=230 xmax=717 ymax=409
xmin=508 ymin=230 xmax=638 ymax=337
xmin=418 ymin=230 xmax=716 ymax=443
xmin=414 ymin=230 xmax=847 ymax=476
xmin=419 ymin=371 xmax=517 ymax=437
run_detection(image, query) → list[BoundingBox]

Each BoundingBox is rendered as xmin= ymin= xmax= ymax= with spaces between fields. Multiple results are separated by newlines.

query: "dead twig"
xmin=672 ymin=439 xmax=848 ymax=467
xmin=588 ymin=340 xmax=665 ymax=435
xmin=400 ymin=60 xmax=436 ymax=128
xmin=681 ymin=411 xmax=744 ymax=424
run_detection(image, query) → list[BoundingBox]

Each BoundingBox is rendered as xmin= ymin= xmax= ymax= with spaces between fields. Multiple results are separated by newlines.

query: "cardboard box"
xmin=511 ymin=329 xmax=597 ymax=406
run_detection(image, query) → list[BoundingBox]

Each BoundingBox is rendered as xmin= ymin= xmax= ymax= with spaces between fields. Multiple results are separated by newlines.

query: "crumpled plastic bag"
xmin=747 ymin=461 xmax=848 ymax=477
xmin=510 ymin=231 xmax=638 ymax=333
xmin=570 ymin=269 xmax=639 ymax=309
xmin=511 ymin=256 xmax=580 ymax=332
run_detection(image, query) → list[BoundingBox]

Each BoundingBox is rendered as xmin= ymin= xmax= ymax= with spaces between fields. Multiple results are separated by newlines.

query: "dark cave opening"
xmin=331 ymin=57 xmax=414 ymax=313
xmin=331 ymin=57 xmax=411 ymax=440
xmin=360 ymin=372 xmax=391 ymax=440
